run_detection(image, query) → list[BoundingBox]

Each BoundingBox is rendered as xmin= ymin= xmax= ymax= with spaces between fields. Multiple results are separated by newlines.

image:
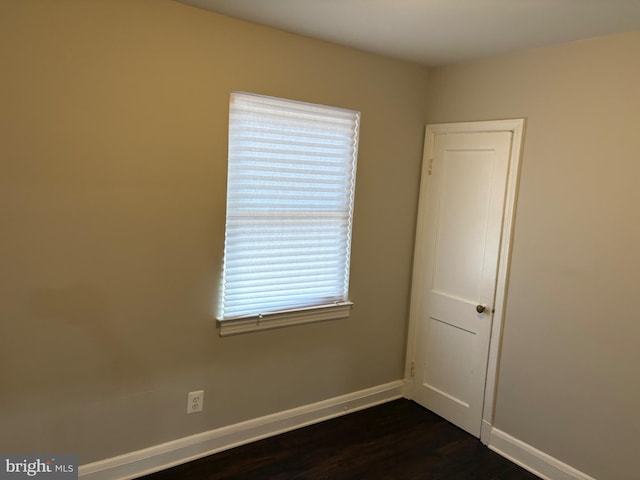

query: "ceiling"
xmin=175 ymin=0 xmax=640 ymax=66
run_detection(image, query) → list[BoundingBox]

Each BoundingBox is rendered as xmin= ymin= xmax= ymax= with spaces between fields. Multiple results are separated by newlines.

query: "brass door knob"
xmin=476 ymin=305 xmax=486 ymax=314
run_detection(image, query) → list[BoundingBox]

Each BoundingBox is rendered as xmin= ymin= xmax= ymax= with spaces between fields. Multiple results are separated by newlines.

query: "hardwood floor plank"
xmin=139 ymin=399 xmax=540 ymax=479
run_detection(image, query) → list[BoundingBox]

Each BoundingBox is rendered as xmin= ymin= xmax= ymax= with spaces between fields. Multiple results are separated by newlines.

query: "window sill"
xmin=217 ymin=302 xmax=353 ymax=337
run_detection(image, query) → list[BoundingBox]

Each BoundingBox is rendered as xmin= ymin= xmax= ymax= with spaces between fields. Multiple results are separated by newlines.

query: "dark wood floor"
xmin=139 ymin=399 xmax=540 ymax=480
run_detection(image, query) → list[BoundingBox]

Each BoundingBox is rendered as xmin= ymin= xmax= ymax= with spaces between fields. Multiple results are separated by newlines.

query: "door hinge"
xmin=409 ymin=361 xmax=415 ymax=378
xmin=427 ymin=157 xmax=434 ymax=175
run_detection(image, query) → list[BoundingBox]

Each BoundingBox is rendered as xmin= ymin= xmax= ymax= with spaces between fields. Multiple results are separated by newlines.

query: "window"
xmin=218 ymin=92 xmax=360 ymax=336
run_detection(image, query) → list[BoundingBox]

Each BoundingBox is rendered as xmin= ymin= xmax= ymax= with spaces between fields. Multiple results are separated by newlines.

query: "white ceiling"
xmin=175 ymin=0 xmax=640 ymax=66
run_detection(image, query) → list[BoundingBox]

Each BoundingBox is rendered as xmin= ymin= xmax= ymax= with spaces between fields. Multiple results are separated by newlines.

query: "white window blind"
xmin=218 ymin=92 xmax=360 ymax=335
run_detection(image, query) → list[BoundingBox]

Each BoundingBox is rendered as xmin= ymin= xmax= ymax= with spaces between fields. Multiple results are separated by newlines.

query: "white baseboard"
xmin=489 ymin=428 xmax=597 ymax=480
xmin=79 ymin=381 xmax=403 ymax=480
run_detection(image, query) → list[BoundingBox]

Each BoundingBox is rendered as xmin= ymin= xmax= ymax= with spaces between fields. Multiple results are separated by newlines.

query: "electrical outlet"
xmin=187 ymin=390 xmax=204 ymax=414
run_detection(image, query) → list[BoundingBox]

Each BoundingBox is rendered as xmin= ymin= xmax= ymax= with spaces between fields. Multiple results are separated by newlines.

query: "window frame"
xmin=217 ymin=92 xmax=360 ymax=336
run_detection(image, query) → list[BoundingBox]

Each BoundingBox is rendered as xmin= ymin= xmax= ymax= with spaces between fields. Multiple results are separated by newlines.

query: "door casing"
xmin=404 ymin=119 xmax=525 ymax=444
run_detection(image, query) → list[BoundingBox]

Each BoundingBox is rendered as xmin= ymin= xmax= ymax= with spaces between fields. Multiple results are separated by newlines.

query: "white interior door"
xmin=410 ymin=126 xmax=515 ymax=438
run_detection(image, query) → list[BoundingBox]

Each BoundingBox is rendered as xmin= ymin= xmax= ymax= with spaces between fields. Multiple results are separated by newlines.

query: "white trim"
xmin=424 ymin=119 xmax=525 ymax=135
xmin=402 ymin=378 xmax=414 ymax=399
xmin=218 ymin=302 xmax=353 ymax=336
xmin=79 ymin=381 xmax=403 ymax=480
xmin=404 ymin=119 xmax=525 ymax=444
xmin=480 ymin=419 xmax=493 ymax=444
xmin=489 ymin=428 xmax=598 ymax=480
xmin=481 ymin=119 xmax=525 ymax=441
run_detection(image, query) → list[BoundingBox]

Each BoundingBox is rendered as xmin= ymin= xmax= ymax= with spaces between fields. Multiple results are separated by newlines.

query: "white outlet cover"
xmin=187 ymin=390 xmax=204 ymax=414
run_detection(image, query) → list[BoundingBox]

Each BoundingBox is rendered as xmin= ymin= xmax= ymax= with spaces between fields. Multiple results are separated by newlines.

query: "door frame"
xmin=403 ymin=119 xmax=525 ymax=444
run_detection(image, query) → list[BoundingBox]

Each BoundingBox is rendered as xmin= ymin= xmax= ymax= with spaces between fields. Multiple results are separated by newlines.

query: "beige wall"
xmin=426 ymin=32 xmax=640 ymax=480
xmin=2 ymin=1 xmax=638 ymax=477
xmin=0 ymin=0 xmax=428 ymax=462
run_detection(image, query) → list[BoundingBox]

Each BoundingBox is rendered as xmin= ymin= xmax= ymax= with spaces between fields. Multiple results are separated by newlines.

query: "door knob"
xmin=476 ymin=305 xmax=486 ymax=314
